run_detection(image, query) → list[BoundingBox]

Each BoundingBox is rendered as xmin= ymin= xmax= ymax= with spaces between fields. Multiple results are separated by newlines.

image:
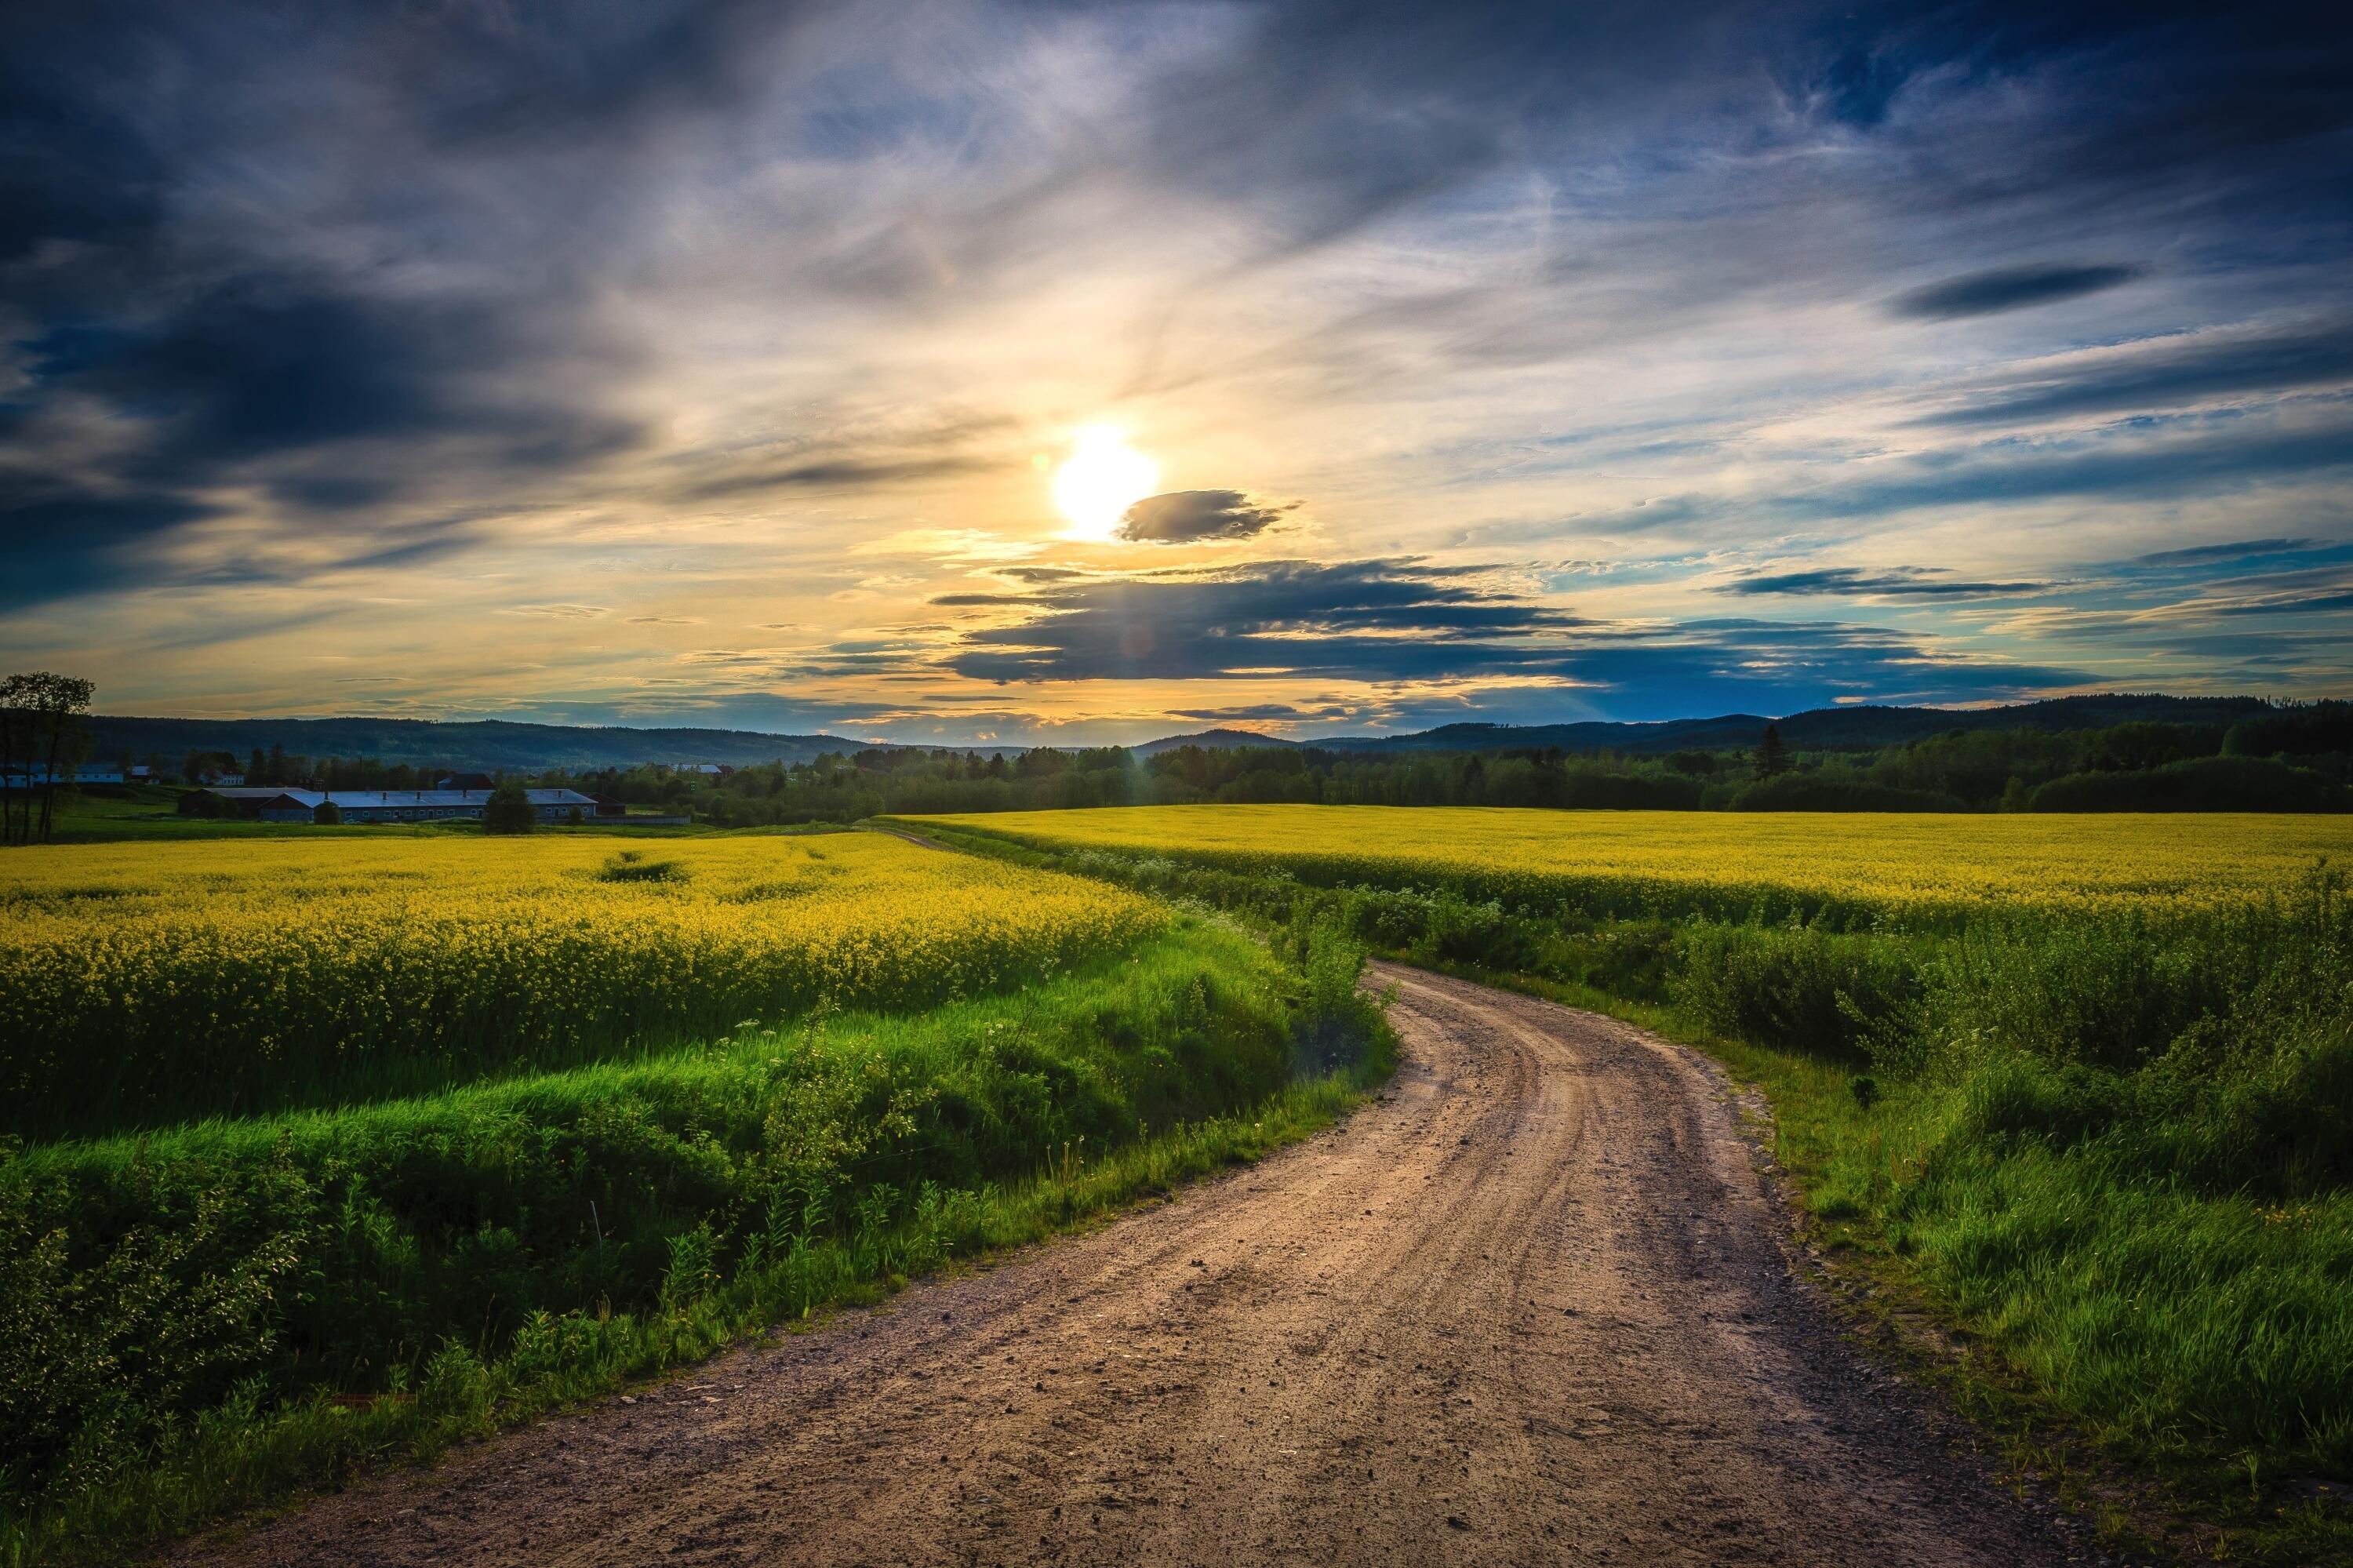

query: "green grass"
xmin=901 ymin=817 xmax=2353 ymax=1565
xmin=0 ymin=916 xmax=1394 ymax=1564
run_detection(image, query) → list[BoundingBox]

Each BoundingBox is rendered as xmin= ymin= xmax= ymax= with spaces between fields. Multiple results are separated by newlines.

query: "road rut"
xmin=185 ymin=962 xmax=2065 ymax=1566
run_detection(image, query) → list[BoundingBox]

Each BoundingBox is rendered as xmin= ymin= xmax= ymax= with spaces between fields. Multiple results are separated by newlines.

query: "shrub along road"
xmin=183 ymin=965 xmax=2072 ymax=1566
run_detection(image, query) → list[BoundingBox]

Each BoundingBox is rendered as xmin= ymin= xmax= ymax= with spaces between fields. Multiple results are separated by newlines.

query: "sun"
xmin=1052 ymin=424 xmax=1158 ymax=540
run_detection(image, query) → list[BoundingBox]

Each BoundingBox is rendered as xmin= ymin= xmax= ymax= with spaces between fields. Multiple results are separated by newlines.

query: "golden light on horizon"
xmin=1053 ymin=424 xmax=1157 ymax=540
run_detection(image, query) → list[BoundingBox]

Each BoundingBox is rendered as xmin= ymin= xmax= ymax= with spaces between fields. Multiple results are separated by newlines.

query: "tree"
xmin=1752 ymin=722 xmax=1790 ymax=780
xmin=482 ymin=780 xmax=535 ymax=835
xmin=2000 ymin=776 xmax=2031 ymax=813
xmin=314 ymin=799 xmax=343 ymax=825
xmin=0 ymin=672 xmax=95 ymax=846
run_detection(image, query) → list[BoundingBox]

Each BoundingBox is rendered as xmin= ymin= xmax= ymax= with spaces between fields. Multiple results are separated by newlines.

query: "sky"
xmin=2 ymin=0 xmax=2349 ymax=744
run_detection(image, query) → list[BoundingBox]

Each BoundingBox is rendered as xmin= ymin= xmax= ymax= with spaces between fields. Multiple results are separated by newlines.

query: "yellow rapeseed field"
xmin=0 ymin=831 xmax=1163 ymax=1124
xmin=911 ymin=805 xmax=2352 ymax=920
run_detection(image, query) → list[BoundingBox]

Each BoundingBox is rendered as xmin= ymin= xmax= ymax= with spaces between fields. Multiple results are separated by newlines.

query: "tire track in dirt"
xmin=182 ymin=962 xmax=2068 ymax=1566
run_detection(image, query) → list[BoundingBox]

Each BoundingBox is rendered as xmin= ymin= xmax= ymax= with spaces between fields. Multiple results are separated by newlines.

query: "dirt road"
xmin=186 ymin=964 xmax=2068 ymax=1567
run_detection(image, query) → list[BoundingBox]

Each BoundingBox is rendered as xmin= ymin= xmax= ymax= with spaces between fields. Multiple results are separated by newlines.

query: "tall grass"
xmin=0 ymin=919 xmax=1393 ymax=1563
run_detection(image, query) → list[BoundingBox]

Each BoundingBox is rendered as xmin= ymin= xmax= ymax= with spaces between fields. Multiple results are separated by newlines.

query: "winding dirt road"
xmin=186 ymin=964 xmax=2069 ymax=1566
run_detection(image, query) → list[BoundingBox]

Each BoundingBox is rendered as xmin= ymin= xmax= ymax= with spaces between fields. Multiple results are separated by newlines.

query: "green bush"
xmin=1670 ymin=920 xmax=1923 ymax=1060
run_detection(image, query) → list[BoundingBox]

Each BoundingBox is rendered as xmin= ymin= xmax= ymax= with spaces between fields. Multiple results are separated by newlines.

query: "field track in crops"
xmin=183 ymin=963 xmax=2071 ymax=1568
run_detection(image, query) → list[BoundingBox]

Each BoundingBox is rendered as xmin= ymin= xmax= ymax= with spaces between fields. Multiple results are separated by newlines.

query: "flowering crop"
xmin=907 ymin=805 xmax=2352 ymax=923
xmin=0 ymin=831 xmax=1165 ymax=1130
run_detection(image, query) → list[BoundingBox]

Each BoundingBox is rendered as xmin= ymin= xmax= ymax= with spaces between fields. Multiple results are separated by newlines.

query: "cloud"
xmin=949 ymin=558 xmax=1585 ymax=682
xmin=682 ymin=454 xmax=1004 ymax=500
xmin=2132 ymin=537 xmax=2318 ymax=568
xmin=940 ymin=556 xmax=2091 ymax=713
xmin=1115 ymin=490 xmax=1296 ymax=544
xmin=1721 ymin=566 xmax=2048 ymax=598
xmin=1168 ymin=703 xmax=1357 ymax=722
xmin=1916 ymin=320 xmax=2353 ymax=427
xmin=0 ymin=489 xmax=220 ymax=608
xmin=502 ymin=603 xmax=610 ymax=620
xmin=1888 ymin=264 xmax=2143 ymax=320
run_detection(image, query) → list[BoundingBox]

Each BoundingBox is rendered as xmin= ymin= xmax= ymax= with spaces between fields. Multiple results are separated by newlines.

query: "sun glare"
xmin=1053 ymin=425 xmax=1157 ymax=540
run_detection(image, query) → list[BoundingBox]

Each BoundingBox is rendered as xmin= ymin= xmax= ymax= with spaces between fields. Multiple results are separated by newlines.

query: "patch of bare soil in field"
xmin=182 ymin=963 xmax=2082 ymax=1567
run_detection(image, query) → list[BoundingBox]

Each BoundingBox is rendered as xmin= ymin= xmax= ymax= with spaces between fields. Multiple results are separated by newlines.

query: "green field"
xmin=911 ymin=804 xmax=2352 ymax=919
xmin=10 ymin=797 xmax=2348 ymax=1563
xmin=0 ymin=829 xmax=1388 ymax=1563
xmin=902 ymin=806 xmax=2353 ymax=1563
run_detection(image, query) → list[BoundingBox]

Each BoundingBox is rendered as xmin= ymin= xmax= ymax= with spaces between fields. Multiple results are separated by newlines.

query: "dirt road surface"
xmin=184 ymin=964 xmax=2070 ymax=1567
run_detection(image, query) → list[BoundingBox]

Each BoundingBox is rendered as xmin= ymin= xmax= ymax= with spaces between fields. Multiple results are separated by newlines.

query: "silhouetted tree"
xmin=1752 ymin=723 xmax=1790 ymax=780
xmin=482 ymin=779 xmax=536 ymax=835
xmin=0 ymin=671 xmax=95 ymax=845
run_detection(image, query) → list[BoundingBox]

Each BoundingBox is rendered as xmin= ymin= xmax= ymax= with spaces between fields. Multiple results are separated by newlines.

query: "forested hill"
xmin=86 ymin=694 xmax=2277 ymax=777
xmin=1311 ymin=694 xmax=2277 ymax=755
xmin=85 ymin=715 xmax=889 ymax=772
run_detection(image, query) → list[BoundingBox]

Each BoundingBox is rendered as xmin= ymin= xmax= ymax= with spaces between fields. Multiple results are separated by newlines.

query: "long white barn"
xmin=183 ymin=787 xmax=602 ymax=824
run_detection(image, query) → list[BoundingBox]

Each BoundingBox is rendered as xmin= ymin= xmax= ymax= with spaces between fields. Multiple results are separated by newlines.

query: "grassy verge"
xmin=896 ymin=816 xmax=2353 ymax=1566
xmin=0 ymin=918 xmax=1394 ymax=1565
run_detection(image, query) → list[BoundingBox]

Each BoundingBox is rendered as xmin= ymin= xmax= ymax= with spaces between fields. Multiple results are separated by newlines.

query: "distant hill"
xmin=85 ymin=715 xmax=894 ymax=773
xmin=1130 ymin=729 xmax=1298 ymax=757
xmin=82 ymin=693 xmax=2284 ymax=776
xmin=1307 ymin=694 xmax=2277 ymax=755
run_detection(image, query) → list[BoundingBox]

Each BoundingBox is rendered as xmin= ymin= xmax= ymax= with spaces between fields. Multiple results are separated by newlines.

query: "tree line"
xmin=671 ymin=705 xmax=2351 ymax=824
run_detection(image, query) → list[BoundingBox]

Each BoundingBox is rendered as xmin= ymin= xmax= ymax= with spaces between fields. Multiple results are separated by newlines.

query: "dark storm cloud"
xmin=1889 ymin=264 xmax=2142 ymax=321
xmin=1722 ymin=566 xmax=2048 ymax=598
xmin=949 ymin=558 xmax=1586 ymax=682
xmin=943 ymin=557 xmax=2089 ymax=710
xmin=0 ymin=1 xmax=760 ymax=604
xmin=20 ymin=279 xmax=639 ymax=478
xmin=0 ymin=491 xmax=219 ymax=609
xmin=1115 ymin=491 xmax=1295 ymax=544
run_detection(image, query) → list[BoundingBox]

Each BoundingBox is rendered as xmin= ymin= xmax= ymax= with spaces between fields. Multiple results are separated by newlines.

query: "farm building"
xmin=3 ymin=765 xmax=125 ymax=787
xmin=179 ymin=787 xmax=600 ymax=823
